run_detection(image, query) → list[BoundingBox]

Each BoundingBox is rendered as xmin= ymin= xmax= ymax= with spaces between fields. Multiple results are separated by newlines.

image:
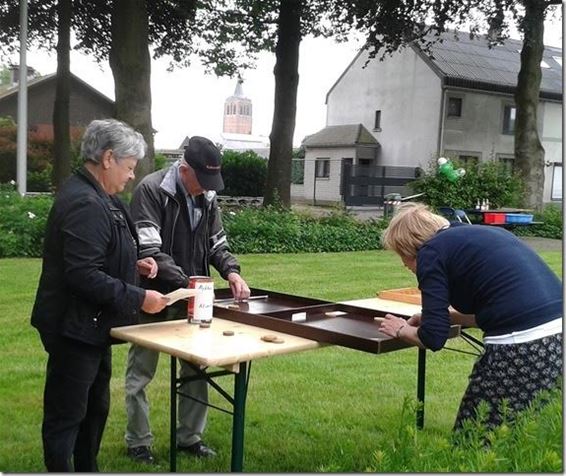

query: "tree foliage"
xmin=0 ymin=0 xmax=263 ymax=186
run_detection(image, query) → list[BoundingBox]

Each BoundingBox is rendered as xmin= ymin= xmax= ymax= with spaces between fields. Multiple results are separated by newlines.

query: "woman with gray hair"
xmin=379 ymin=202 xmax=562 ymax=432
xmin=31 ymin=118 xmax=169 ymax=472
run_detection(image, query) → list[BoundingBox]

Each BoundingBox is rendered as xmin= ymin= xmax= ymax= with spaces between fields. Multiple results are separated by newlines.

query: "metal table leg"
xmin=416 ymin=348 xmax=426 ymax=429
xmin=231 ymin=362 xmax=248 ymax=472
xmin=170 ymin=356 xmax=177 ymax=472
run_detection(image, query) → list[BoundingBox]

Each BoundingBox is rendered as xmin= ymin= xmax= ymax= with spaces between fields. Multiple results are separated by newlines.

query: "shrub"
xmin=513 ymin=203 xmax=563 ymax=239
xmin=221 ymin=150 xmax=267 ymax=196
xmin=410 ymin=159 xmax=524 ymax=210
xmin=0 ymin=184 xmax=53 ymax=257
xmin=222 ymin=206 xmax=387 ymax=254
xmin=0 ymin=188 xmax=559 ymax=257
xmin=0 ymin=119 xmax=84 ymax=191
xmin=154 ymin=152 xmax=169 ymax=171
xmin=291 ymin=159 xmax=304 ymax=185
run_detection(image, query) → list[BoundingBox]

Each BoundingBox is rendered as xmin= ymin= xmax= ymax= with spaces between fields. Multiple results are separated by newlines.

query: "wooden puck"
xmin=227 ymin=304 xmax=240 ymax=310
xmin=199 ymin=323 xmax=211 ymax=328
xmin=261 ymin=334 xmax=284 ymax=344
xmin=223 ymin=330 xmax=235 ymax=336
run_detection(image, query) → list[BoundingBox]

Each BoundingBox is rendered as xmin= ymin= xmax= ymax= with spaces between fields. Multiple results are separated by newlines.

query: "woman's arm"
xmin=449 ymin=308 xmax=477 ymax=327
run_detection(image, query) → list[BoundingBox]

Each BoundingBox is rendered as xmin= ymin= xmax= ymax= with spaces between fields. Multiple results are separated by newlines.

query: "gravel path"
xmin=519 ymin=236 xmax=563 ymax=253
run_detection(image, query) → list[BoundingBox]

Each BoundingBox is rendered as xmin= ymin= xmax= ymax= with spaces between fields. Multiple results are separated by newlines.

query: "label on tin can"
xmin=188 ymin=276 xmax=214 ymax=324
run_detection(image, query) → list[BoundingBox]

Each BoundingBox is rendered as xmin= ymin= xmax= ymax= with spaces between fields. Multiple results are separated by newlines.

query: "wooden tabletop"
xmin=341 ymin=297 xmax=421 ymax=317
xmin=111 ymin=318 xmax=321 ymax=372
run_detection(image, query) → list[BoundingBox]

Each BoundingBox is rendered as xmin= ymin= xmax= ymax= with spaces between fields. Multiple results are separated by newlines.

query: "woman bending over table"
xmin=379 ymin=202 xmax=562 ymax=431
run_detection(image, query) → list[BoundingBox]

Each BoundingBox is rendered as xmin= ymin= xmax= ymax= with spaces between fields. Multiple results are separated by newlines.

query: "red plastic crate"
xmin=484 ymin=212 xmax=506 ymax=224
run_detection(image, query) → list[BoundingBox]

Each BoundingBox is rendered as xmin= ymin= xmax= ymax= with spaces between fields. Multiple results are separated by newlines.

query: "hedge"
xmin=0 ymin=186 xmax=561 ymax=258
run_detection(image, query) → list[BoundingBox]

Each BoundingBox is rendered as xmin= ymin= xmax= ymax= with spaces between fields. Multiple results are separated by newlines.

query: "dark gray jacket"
xmin=130 ymin=161 xmax=240 ymax=297
xmin=31 ymin=167 xmax=146 ymax=346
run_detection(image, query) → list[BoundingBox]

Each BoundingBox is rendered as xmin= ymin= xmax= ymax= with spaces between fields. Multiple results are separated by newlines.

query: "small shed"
xmin=293 ymin=123 xmax=379 ymax=204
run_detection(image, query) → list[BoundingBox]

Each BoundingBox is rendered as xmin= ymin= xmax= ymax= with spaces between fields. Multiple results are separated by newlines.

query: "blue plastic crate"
xmin=505 ymin=213 xmax=533 ymax=224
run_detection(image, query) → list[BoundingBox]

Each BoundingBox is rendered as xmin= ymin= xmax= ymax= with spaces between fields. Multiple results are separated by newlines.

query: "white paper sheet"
xmin=164 ymin=288 xmax=198 ymax=306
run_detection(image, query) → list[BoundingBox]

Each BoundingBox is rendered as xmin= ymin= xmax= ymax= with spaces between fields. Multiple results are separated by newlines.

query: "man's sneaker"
xmin=177 ymin=440 xmax=217 ymax=458
xmin=127 ymin=445 xmax=155 ymax=464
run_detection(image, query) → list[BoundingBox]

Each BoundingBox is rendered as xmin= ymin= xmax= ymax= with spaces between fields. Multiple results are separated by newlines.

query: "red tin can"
xmin=188 ymin=276 xmax=214 ymax=324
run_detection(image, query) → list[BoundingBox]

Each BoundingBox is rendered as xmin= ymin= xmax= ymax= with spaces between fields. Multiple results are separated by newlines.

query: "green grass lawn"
xmin=0 ymin=249 xmax=562 ymax=472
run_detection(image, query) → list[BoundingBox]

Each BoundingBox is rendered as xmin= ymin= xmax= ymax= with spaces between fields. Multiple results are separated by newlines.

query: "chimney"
xmin=9 ymin=64 xmax=38 ymax=86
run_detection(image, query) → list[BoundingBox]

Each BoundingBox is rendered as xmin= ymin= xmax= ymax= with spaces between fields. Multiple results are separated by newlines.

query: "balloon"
xmin=437 ymin=157 xmax=464 ymax=183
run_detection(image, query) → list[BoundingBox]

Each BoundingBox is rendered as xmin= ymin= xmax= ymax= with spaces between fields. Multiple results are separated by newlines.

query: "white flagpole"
xmin=16 ymin=0 xmax=28 ymax=196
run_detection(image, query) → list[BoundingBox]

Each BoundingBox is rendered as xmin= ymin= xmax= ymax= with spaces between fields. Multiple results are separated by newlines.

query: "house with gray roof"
xmin=0 ymin=69 xmax=114 ymax=138
xmin=296 ymin=31 xmax=562 ymax=205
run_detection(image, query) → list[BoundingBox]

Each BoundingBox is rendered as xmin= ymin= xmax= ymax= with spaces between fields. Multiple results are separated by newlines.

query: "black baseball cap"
xmin=183 ymin=136 xmax=224 ymax=191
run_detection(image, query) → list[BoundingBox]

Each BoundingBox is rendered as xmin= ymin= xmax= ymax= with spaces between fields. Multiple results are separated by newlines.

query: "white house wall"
xmin=302 ymin=147 xmax=354 ymax=203
xmin=541 ymin=101 xmax=562 ymax=202
xmin=326 ymin=47 xmax=442 ymax=168
xmin=442 ymin=91 xmax=562 ymax=202
xmin=442 ymin=89 xmax=515 ymax=160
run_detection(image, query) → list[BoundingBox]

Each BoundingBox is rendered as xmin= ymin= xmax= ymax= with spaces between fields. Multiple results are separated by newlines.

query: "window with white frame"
xmin=315 ymin=158 xmax=330 ymax=178
xmin=551 ymin=164 xmax=562 ymax=200
xmin=502 ymin=104 xmax=516 ymax=135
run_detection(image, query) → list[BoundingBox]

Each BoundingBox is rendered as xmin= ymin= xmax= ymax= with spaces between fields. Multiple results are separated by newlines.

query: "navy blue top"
xmin=416 ymin=223 xmax=563 ymax=351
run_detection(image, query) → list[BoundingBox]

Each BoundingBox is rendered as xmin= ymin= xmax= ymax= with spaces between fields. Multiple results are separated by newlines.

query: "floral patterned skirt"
xmin=454 ymin=333 xmax=562 ymax=431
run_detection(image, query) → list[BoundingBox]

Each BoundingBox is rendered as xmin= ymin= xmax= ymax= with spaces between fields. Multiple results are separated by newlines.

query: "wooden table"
xmin=111 ymin=318 xmax=321 ymax=472
xmin=111 ymin=297 xmax=460 ymax=472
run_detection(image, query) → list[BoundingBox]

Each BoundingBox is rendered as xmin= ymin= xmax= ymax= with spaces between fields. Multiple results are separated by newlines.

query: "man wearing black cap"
xmin=123 ymin=136 xmax=250 ymax=463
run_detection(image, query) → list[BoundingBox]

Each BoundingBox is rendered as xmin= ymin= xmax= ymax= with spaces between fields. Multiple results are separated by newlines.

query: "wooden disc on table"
xmin=199 ymin=322 xmax=211 ymax=328
xmin=261 ymin=334 xmax=284 ymax=344
xmin=223 ymin=330 xmax=235 ymax=336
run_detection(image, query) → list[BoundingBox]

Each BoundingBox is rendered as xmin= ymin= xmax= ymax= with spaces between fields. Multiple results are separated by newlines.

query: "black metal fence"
xmin=341 ymin=164 xmax=420 ymax=206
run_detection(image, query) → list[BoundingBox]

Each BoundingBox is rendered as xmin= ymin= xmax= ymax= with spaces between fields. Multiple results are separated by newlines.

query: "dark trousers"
xmin=40 ymin=333 xmax=112 ymax=472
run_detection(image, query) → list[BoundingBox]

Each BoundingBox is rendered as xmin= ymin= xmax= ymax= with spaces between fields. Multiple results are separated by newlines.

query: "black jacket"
xmin=31 ymin=167 xmax=146 ymax=346
xmin=130 ymin=161 xmax=240 ymax=297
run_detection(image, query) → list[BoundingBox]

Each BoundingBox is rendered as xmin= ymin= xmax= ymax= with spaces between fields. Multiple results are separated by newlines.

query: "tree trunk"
xmin=52 ymin=0 xmax=72 ymax=192
xmin=109 ymin=0 xmax=154 ymax=186
xmin=514 ymin=0 xmax=546 ymax=211
xmin=263 ymin=0 xmax=302 ymax=208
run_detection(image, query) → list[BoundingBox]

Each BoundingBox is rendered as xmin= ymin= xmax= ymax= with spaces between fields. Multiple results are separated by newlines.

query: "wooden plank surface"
xmin=376 ymin=287 xmax=422 ymax=305
xmin=111 ymin=318 xmax=321 ymax=371
xmin=340 ymin=297 xmax=422 ymax=317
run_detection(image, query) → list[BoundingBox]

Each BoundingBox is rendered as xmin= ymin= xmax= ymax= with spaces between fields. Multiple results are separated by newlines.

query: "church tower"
xmin=223 ymin=78 xmax=252 ymax=135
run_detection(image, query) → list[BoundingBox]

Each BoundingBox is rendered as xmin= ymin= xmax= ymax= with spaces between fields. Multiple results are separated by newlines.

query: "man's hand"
xmin=137 ymin=257 xmax=158 ymax=279
xmin=227 ymin=272 xmax=251 ymax=301
xmin=141 ymin=290 xmax=169 ymax=313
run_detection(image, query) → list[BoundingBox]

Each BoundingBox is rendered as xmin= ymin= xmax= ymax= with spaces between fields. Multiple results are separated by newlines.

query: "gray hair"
xmin=80 ymin=119 xmax=147 ymax=164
